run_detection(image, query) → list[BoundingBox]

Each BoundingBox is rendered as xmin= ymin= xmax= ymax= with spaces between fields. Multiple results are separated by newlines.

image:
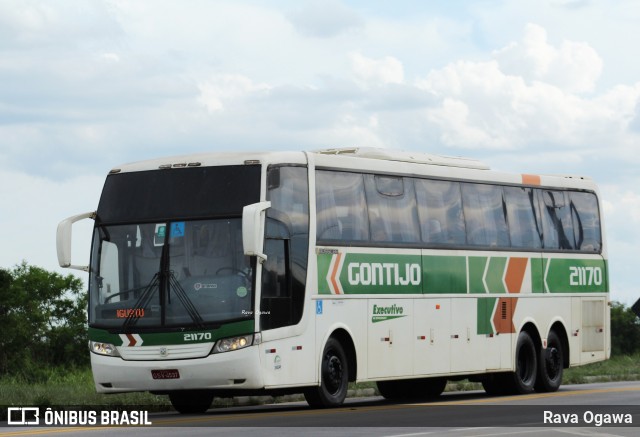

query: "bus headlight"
xmin=212 ymin=335 xmax=254 ymax=353
xmin=89 ymin=340 xmax=121 ymax=357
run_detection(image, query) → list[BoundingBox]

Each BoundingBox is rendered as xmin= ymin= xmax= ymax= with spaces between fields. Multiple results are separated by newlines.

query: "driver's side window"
xmin=260 ymin=166 xmax=309 ymax=330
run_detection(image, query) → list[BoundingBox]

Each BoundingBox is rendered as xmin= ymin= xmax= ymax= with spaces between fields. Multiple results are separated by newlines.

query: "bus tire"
xmin=169 ymin=390 xmax=214 ymax=414
xmin=506 ymin=331 xmax=538 ymax=394
xmin=304 ymin=338 xmax=349 ymax=408
xmin=535 ymin=330 xmax=564 ymax=392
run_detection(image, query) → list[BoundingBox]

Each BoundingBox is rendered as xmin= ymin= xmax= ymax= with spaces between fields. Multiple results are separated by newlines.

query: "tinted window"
xmin=570 ymin=192 xmax=601 ymax=252
xmin=504 ymin=187 xmax=542 ymax=248
xmin=365 ymin=175 xmax=420 ymax=243
xmin=98 ymin=166 xmax=261 ymax=224
xmin=263 ymin=166 xmax=309 ymax=329
xmin=415 ymin=179 xmax=466 ymax=245
xmin=462 ymin=184 xmax=510 ymax=247
xmin=540 ymin=190 xmax=575 ymax=250
xmin=316 ymin=171 xmax=369 ymax=241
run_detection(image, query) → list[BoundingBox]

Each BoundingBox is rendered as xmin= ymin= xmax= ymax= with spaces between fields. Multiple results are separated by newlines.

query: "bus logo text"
xmin=348 ymin=262 xmax=421 ymax=287
xmin=372 ymin=304 xmax=407 ymax=323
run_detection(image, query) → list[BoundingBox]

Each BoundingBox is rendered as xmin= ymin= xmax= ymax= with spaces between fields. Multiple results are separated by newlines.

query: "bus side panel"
xmin=413 ymin=298 xmax=451 ymax=375
xmin=260 ymin=329 xmax=316 ymax=388
xmin=313 ymin=296 xmax=369 ymax=381
xmin=368 ymin=299 xmax=414 ymax=378
xmin=450 ymin=298 xmax=486 ymax=374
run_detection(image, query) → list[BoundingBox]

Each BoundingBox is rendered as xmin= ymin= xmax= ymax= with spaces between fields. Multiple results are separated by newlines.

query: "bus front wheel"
xmin=304 ymin=338 xmax=349 ymax=408
xmin=169 ymin=390 xmax=214 ymax=414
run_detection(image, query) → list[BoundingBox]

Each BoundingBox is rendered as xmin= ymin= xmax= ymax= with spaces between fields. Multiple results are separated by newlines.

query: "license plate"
xmin=151 ymin=369 xmax=180 ymax=379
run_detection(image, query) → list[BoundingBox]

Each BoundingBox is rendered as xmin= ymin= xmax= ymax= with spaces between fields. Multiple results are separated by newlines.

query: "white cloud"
xmin=0 ymin=0 xmax=121 ymax=48
xmin=287 ymin=0 xmax=363 ymax=38
xmin=494 ymin=23 xmax=603 ymax=93
xmin=350 ymin=52 xmax=404 ymax=87
xmin=198 ymin=74 xmax=271 ymax=113
xmin=414 ymin=28 xmax=640 ymax=155
xmin=0 ymin=170 xmax=103 ymax=278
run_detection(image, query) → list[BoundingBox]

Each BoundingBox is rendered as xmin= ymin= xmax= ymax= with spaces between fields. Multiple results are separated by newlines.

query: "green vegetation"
xmin=610 ymin=301 xmax=640 ymax=355
xmin=0 ymin=263 xmax=88 ymax=381
xmin=1 ymin=263 xmax=639 ymax=410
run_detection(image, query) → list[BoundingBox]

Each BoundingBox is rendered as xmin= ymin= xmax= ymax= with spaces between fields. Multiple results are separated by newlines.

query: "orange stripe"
xmin=521 ymin=174 xmax=541 ymax=185
xmin=493 ymin=297 xmax=516 ymax=334
xmin=505 ymin=257 xmax=528 ymax=293
xmin=330 ymin=253 xmax=342 ymax=294
xmin=126 ymin=333 xmax=137 ymax=347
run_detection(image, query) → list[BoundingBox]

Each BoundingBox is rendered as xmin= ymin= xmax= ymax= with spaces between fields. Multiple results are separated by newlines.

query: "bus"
xmin=56 ymin=147 xmax=609 ymax=413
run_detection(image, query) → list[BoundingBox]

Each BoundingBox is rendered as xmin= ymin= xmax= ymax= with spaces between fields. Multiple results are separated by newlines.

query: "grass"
xmin=0 ymin=368 xmax=170 ymax=409
xmin=564 ymin=354 xmax=640 ymax=384
xmin=1 ymin=354 xmax=639 ymax=413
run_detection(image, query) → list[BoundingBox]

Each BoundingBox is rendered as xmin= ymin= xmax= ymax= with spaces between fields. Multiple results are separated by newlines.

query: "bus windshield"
xmin=89 ymin=218 xmax=254 ymax=330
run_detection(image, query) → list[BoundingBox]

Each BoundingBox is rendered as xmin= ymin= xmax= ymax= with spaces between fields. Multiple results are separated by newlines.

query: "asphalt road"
xmin=2 ymin=381 xmax=640 ymax=436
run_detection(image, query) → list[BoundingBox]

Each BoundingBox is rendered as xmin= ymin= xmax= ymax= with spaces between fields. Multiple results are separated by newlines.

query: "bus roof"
xmin=315 ymin=147 xmax=490 ymax=170
xmin=108 ymin=148 xmax=596 ymax=191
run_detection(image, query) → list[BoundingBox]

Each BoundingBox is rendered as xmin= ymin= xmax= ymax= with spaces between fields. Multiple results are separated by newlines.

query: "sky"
xmin=1 ymin=0 xmax=639 ymax=305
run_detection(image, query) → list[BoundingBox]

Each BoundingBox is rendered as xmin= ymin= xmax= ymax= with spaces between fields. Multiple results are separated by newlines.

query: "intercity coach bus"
xmin=57 ymin=148 xmax=609 ymax=413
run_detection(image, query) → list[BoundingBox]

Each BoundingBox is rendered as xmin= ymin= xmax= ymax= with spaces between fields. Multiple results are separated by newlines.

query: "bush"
xmin=610 ymin=300 xmax=640 ymax=356
xmin=0 ymin=262 xmax=88 ymax=379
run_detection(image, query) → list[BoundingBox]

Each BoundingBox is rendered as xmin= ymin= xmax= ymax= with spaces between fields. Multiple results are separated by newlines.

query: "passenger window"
xmin=540 ymin=190 xmax=575 ymax=250
xmin=316 ymin=171 xmax=369 ymax=242
xmin=462 ymin=184 xmax=510 ymax=247
xmin=504 ymin=187 xmax=542 ymax=249
xmin=570 ymin=192 xmax=601 ymax=252
xmin=415 ymin=179 xmax=466 ymax=245
xmin=365 ymin=175 xmax=420 ymax=243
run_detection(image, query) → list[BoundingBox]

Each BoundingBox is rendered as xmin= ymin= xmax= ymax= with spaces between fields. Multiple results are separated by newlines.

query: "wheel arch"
xmin=520 ymin=320 xmax=542 ymax=353
xmin=325 ymin=328 xmax=357 ymax=382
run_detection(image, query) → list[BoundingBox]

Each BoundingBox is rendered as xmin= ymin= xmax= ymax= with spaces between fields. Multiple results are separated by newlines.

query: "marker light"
xmin=89 ymin=341 xmax=121 ymax=357
xmin=212 ymin=335 xmax=254 ymax=353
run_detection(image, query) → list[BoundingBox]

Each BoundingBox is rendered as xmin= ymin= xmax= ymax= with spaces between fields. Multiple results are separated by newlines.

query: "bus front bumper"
xmin=90 ymin=345 xmax=264 ymax=393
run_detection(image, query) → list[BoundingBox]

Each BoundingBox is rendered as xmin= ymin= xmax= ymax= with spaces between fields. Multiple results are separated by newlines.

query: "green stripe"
xmin=316 ymin=251 xmax=608 ymax=295
xmin=468 ymin=257 xmax=487 ymax=294
xmin=531 ymin=257 xmax=544 ymax=293
xmin=544 ymin=258 xmax=608 ymax=293
xmin=477 ymin=297 xmax=497 ymax=335
xmin=485 ymin=257 xmax=507 ymax=294
xmin=423 ymin=255 xmax=466 ymax=294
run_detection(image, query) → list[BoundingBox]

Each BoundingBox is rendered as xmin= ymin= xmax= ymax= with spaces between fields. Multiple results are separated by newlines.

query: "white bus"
xmin=57 ymin=148 xmax=609 ymax=413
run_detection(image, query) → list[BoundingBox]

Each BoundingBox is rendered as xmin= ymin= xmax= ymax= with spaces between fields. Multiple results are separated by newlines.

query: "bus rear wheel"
xmin=506 ymin=331 xmax=538 ymax=394
xmin=304 ymin=338 xmax=349 ymax=408
xmin=169 ymin=390 xmax=214 ymax=414
xmin=535 ymin=330 xmax=564 ymax=392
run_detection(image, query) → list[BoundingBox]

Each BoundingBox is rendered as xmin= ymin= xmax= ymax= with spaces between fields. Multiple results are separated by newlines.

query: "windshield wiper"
xmin=168 ymin=272 xmax=205 ymax=329
xmin=122 ymin=272 xmax=160 ymax=332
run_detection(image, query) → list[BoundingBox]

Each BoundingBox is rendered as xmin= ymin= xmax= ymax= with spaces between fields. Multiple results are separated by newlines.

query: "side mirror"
xmin=242 ymin=201 xmax=271 ymax=263
xmin=56 ymin=211 xmax=96 ymax=271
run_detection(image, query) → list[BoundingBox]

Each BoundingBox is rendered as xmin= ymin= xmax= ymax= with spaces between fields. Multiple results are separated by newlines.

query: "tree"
xmin=0 ymin=262 xmax=88 ymax=380
xmin=610 ymin=301 xmax=640 ymax=356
